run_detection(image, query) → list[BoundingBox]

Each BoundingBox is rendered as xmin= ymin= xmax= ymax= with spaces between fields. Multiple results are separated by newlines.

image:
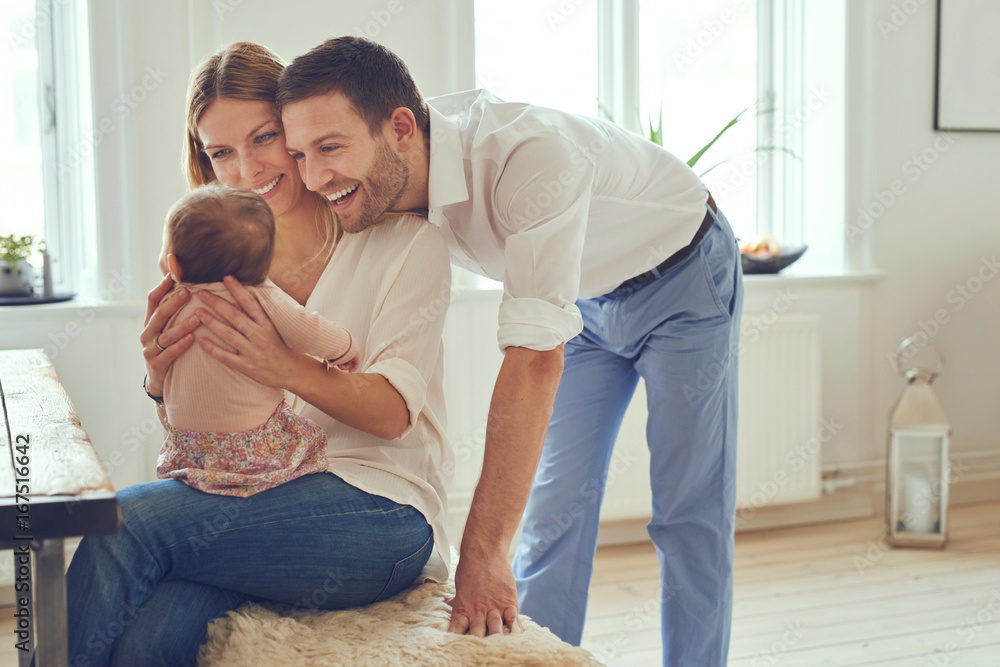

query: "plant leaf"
xmin=697 ymin=146 xmax=798 ymax=177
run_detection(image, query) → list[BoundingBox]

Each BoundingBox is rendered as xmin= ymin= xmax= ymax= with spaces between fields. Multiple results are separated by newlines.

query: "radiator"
xmin=734 ymin=314 xmax=823 ymax=509
xmin=442 ymin=295 xmax=824 ymax=540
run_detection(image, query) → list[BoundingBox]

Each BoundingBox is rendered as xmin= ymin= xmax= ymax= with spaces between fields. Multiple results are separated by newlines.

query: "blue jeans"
xmin=59 ymin=472 xmax=433 ymax=667
xmin=512 ymin=205 xmax=743 ymax=666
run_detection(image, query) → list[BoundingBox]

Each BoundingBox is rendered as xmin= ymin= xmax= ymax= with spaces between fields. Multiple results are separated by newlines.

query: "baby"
xmin=155 ymin=183 xmax=358 ymax=497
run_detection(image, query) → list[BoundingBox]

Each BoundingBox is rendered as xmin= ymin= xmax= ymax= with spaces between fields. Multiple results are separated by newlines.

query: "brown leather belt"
xmin=614 ymin=192 xmax=718 ymax=292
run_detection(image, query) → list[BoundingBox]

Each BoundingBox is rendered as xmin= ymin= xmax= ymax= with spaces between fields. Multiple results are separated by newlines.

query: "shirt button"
xmin=465 ymin=260 xmax=475 ymax=266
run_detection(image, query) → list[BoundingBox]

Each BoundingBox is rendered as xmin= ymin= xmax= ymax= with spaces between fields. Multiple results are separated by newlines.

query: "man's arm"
xmin=448 ymin=344 xmax=564 ymax=637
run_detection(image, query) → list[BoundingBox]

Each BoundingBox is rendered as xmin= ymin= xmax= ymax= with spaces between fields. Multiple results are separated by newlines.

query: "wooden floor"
xmin=581 ymin=501 xmax=1000 ymax=666
xmin=1 ymin=501 xmax=998 ymax=666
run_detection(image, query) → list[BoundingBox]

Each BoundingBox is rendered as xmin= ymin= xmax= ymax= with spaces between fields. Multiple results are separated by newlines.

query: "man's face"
xmin=282 ymin=91 xmax=408 ymax=234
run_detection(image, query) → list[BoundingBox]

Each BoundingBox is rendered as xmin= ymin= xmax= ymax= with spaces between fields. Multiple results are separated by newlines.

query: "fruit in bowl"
xmin=739 ymin=234 xmax=781 ymax=258
xmin=738 ymin=234 xmax=808 ymax=274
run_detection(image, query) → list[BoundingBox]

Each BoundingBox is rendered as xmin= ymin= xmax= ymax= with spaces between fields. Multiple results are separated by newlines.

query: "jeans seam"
xmin=372 ymin=531 xmax=433 ymax=603
xmin=157 ymin=507 xmax=406 ymax=553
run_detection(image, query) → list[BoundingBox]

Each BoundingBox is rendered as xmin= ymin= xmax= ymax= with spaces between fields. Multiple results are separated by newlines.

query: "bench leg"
xmin=33 ymin=539 xmax=67 ymax=667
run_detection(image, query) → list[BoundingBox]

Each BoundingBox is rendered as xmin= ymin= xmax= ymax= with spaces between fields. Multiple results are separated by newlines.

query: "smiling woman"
xmin=53 ymin=40 xmax=457 ymax=667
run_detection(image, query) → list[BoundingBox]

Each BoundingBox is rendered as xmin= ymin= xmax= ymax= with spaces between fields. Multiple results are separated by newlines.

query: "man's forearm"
xmin=460 ymin=345 xmax=564 ymax=558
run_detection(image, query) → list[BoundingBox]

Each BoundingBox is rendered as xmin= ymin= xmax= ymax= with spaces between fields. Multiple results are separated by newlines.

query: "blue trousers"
xmin=59 ymin=473 xmax=433 ymax=667
xmin=512 ymin=205 xmax=743 ymax=666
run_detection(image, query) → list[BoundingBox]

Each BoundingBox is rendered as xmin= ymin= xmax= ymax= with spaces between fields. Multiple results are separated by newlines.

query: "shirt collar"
xmin=426 ymin=101 xmax=470 ymax=228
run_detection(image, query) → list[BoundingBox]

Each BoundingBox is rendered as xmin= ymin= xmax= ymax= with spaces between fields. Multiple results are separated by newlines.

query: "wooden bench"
xmin=0 ymin=349 xmax=120 ymax=667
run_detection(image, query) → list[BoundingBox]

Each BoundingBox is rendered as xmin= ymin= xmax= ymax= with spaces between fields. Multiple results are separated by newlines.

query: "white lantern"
xmin=886 ymin=338 xmax=950 ymax=548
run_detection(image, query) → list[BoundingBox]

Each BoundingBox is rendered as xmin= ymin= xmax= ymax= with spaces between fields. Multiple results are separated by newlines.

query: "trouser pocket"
xmin=373 ymin=530 xmax=434 ymax=602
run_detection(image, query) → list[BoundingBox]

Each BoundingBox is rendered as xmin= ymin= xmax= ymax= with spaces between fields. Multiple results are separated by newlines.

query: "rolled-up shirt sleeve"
xmin=493 ymin=133 xmax=594 ymax=351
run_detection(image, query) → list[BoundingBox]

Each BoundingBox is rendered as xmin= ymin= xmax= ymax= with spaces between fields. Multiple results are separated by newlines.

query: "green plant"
xmin=600 ymin=98 xmax=796 ymax=176
xmin=681 ymin=101 xmax=795 ymax=176
xmin=0 ymin=234 xmax=36 ymax=265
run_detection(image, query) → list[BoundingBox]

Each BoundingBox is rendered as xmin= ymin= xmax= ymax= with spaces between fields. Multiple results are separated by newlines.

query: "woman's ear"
xmin=167 ymin=253 xmax=184 ymax=282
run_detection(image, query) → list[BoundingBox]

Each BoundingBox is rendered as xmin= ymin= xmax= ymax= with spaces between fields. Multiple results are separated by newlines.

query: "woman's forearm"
xmin=285 ymin=354 xmax=410 ymax=440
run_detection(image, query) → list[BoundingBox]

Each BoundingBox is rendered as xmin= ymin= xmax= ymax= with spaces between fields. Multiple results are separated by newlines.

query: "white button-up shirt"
xmin=426 ymin=89 xmax=710 ymax=352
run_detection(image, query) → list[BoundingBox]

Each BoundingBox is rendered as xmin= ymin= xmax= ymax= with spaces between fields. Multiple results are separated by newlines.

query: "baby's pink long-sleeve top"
xmin=162 ymin=279 xmax=357 ymax=433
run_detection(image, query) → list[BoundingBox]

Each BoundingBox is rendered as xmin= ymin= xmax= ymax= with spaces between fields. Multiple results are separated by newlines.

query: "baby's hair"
xmin=166 ymin=183 xmax=275 ymax=285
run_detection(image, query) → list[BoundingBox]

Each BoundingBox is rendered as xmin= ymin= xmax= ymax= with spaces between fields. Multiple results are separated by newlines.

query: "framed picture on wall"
xmin=934 ymin=0 xmax=1000 ymax=131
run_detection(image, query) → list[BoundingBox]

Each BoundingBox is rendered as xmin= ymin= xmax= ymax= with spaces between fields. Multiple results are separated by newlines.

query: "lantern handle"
xmin=893 ymin=337 xmax=944 ymax=381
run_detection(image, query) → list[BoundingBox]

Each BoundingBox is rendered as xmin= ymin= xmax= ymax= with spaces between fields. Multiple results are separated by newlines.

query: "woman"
xmin=62 ymin=42 xmax=453 ymax=667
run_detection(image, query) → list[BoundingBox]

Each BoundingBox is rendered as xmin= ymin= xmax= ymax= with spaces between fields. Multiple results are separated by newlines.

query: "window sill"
xmin=452 ymin=267 xmax=888 ymax=303
xmin=0 ymin=298 xmax=147 ymax=322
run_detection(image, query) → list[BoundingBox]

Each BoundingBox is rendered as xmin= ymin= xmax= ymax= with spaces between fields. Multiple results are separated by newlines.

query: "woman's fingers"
xmin=143 ymin=274 xmax=175 ymax=327
xmin=141 ymin=284 xmax=190 ymax=350
xmin=223 ymin=275 xmax=267 ymax=327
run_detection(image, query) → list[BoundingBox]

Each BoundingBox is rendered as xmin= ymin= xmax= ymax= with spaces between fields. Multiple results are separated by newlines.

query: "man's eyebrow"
xmin=203 ymin=120 xmax=278 ymax=150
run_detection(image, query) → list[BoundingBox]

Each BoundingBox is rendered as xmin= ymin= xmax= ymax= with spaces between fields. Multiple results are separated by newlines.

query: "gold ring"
xmin=154 ymin=335 xmax=166 ymax=352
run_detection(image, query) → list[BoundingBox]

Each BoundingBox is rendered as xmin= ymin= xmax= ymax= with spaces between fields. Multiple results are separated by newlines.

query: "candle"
xmin=903 ymin=472 xmax=937 ymax=533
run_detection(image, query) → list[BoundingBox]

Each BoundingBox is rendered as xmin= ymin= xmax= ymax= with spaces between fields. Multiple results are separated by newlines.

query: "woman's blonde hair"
xmin=183 ymin=42 xmax=337 ymax=259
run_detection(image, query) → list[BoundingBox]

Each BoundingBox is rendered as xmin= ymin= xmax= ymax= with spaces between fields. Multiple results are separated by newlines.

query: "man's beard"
xmin=338 ymin=137 xmax=409 ymax=234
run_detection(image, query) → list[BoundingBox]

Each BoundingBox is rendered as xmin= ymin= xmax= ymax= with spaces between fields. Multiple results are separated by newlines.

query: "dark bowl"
xmin=740 ymin=245 xmax=808 ymax=274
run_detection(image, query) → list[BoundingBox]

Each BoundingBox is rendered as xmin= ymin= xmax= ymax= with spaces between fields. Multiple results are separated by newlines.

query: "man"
xmin=277 ymin=36 xmax=743 ymax=665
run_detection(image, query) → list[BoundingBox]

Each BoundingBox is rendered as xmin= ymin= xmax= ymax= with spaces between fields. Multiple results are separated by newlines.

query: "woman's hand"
xmin=141 ymin=274 xmax=199 ymax=396
xmin=194 ymin=275 xmax=305 ymax=389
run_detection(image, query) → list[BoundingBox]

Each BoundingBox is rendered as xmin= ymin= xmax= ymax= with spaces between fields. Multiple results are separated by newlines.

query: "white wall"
xmin=861 ymin=0 xmax=1000 ymax=460
xmin=2 ymin=0 xmax=997 ymax=510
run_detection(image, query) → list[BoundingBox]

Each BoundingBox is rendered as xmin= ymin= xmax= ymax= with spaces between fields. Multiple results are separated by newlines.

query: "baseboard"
xmin=597 ymin=448 xmax=1000 ymax=544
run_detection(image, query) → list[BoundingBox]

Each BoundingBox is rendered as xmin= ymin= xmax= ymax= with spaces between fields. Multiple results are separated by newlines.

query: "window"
xmin=472 ymin=0 xmax=847 ymax=273
xmin=2 ymin=1 xmax=47 ymax=247
xmin=1 ymin=0 xmax=94 ymax=296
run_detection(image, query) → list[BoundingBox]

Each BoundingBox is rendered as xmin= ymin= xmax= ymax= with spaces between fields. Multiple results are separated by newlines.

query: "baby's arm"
xmin=256 ymin=284 xmax=360 ymax=371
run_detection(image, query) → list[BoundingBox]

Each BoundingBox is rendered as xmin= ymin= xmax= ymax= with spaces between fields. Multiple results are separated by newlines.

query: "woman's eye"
xmin=255 ymin=132 xmax=277 ymax=144
xmin=209 ymin=148 xmax=230 ymax=160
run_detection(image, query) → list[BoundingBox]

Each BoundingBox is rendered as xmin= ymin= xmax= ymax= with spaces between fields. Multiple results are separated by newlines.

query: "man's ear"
xmin=388 ymin=106 xmax=418 ymax=151
xmin=167 ymin=253 xmax=184 ymax=282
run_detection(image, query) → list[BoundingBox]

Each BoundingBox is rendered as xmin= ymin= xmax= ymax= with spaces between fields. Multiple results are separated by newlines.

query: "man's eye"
xmin=321 ymin=145 xmax=340 ymax=153
xmin=290 ymin=152 xmax=305 ymax=161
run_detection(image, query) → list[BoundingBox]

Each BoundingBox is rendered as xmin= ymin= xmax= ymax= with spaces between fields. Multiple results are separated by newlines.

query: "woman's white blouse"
xmin=291 ymin=214 xmax=454 ymax=583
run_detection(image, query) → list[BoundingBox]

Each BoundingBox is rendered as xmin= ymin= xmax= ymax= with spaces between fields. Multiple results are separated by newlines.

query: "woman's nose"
xmin=240 ymin=153 xmax=265 ymax=183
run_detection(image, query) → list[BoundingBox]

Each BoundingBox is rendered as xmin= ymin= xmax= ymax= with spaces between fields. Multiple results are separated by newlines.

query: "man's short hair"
xmin=276 ymin=36 xmax=430 ymax=136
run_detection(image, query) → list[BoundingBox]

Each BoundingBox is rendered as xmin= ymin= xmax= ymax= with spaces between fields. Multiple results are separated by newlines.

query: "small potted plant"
xmin=0 ymin=234 xmax=37 ymax=296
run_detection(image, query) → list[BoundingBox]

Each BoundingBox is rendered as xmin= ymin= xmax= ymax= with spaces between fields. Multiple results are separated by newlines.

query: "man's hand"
xmin=447 ymin=548 xmax=523 ymax=637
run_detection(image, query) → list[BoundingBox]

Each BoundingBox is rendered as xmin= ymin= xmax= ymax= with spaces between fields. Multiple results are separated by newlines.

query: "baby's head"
xmin=162 ymin=183 xmax=274 ymax=285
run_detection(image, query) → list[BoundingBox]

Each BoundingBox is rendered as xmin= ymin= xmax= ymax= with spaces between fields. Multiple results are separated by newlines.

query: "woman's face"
xmin=197 ymin=98 xmax=311 ymax=221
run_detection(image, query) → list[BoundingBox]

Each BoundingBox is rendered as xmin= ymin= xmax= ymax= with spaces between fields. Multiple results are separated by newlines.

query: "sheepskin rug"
xmin=197 ymin=578 xmax=603 ymax=666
